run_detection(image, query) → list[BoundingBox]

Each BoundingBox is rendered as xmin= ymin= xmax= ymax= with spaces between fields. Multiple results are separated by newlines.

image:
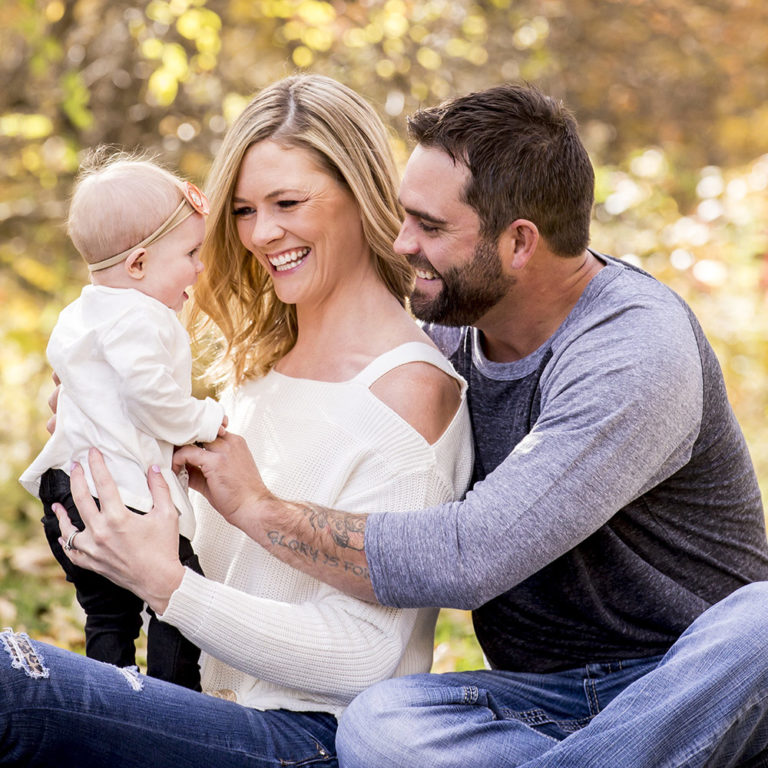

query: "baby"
xmin=20 ymin=151 xmax=226 ymax=690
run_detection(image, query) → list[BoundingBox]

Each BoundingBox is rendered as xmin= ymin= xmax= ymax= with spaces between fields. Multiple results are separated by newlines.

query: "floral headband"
xmin=88 ymin=181 xmax=210 ymax=272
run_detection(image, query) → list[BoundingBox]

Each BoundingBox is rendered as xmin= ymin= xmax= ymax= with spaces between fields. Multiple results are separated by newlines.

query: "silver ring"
xmin=63 ymin=530 xmax=80 ymax=552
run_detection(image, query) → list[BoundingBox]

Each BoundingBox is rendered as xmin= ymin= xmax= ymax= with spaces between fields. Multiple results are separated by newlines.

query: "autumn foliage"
xmin=2 ymin=0 xmax=767 ymax=666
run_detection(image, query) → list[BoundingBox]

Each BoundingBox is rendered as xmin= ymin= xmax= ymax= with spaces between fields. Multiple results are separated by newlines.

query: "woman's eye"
xmin=277 ymin=199 xmax=300 ymax=209
xmin=232 ymin=206 xmax=255 ymax=217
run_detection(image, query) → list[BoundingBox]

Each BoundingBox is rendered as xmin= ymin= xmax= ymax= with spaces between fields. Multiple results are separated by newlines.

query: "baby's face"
xmin=140 ymin=213 xmax=205 ymax=312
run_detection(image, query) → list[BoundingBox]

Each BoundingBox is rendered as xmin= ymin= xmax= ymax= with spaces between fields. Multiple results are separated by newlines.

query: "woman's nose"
xmin=249 ymin=211 xmax=283 ymax=247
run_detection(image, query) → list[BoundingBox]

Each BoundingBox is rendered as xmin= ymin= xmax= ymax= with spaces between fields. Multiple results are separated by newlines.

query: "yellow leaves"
xmin=162 ymin=42 xmax=189 ymax=77
xmin=14 ymin=258 xmax=59 ymax=293
xmin=416 ymin=46 xmax=442 ymax=70
xmin=382 ymin=13 xmax=409 ymax=39
xmin=148 ymin=67 xmax=180 ymax=107
xmin=44 ymin=0 xmax=65 ymax=23
xmin=177 ymin=8 xmax=222 ymax=54
xmin=302 ymin=26 xmax=333 ymax=52
xmin=146 ymin=0 xmax=205 ymax=26
xmin=146 ymin=42 xmax=189 ymax=106
xmin=0 ymin=114 xmax=53 ymax=140
xmin=292 ymin=45 xmax=313 ymax=67
xmin=141 ymin=38 xmax=164 ymax=59
xmin=296 ymin=0 xmax=335 ymax=26
xmin=260 ymin=0 xmax=295 ymax=18
xmin=342 ymin=28 xmax=367 ymax=48
xmin=382 ymin=37 xmax=404 ymax=56
xmin=513 ymin=17 xmax=550 ymax=49
xmin=461 ymin=13 xmax=487 ymax=37
xmin=142 ymin=2 xmax=222 ymax=106
xmin=466 ymin=45 xmax=488 ymax=65
xmin=376 ymin=59 xmax=397 ymax=79
xmin=146 ymin=0 xmax=174 ymax=25
xmin=222 ymin=92 xmax=250 ymax=124
xmin=445 ymin=37 xmax=469 ymax=58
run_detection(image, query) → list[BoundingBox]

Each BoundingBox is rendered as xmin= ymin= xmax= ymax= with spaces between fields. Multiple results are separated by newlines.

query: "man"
xmin=93 ymin=84 xmax=768 ymax=765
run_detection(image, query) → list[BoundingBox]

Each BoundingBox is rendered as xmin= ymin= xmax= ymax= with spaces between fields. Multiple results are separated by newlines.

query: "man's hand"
xmin=174 ymin=432 xmax=377 ymax=602
xmin=173 ymin=431 xmax=274 ymax=530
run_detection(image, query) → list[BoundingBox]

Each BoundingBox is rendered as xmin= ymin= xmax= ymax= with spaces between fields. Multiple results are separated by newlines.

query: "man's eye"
xmin=277 ymin=199 xmax=300 ymax=209
xmin=418 ymin=221 xmax=439 ymax=233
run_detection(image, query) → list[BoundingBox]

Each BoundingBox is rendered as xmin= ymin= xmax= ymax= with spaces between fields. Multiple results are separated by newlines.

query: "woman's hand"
xmin=55 ymin=449 xmax=186 ymax=614
xmin=173 ymin=431 xmax=274 ymax=531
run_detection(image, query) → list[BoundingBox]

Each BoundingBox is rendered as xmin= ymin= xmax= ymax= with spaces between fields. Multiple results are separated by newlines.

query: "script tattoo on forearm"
xmin=265 ymin=502 xmax=370 ymax=582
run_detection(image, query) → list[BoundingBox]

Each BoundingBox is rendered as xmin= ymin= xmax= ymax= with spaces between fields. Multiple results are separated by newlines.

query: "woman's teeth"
xmin=269 ymin=247 xmax=310 ymax=272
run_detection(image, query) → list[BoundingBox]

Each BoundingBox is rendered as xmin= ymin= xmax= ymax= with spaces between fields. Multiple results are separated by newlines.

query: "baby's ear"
xmin=124 ymin=248 xmax=146 ymax=279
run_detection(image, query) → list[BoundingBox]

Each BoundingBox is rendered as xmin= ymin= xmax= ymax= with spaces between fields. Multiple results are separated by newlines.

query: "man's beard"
xmin=409 ymin=238 xmax=513 ymax=327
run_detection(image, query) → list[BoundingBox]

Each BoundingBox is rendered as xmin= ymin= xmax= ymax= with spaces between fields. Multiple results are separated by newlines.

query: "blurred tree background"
xmin=2 ymin=0 xmax=768 ymax=672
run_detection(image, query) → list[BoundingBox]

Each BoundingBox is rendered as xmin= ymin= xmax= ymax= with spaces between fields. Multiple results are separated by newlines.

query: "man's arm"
xmin=173 ymin=434 xmax=377 ymax=602
xmin=252 ymin=497 xmax=375 ymax=602
xmin=175 ymin=299 xmax=702 ymax=611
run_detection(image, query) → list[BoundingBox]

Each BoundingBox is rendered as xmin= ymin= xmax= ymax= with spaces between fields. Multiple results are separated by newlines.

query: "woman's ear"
xmin=499 ymin=219 xmax=539 ymax=272
xmin=124 ymin=248 xmax=147 ymax=280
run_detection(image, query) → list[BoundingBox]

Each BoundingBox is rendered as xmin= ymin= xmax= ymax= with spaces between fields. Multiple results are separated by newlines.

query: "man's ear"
xmin=498 ymin=219 xmax=539 ymax=272
xmin=124 ymin=248 xmax=147 ymax=279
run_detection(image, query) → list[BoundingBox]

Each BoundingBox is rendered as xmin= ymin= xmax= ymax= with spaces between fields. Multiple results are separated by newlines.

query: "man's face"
xmin=395 ymin=145 xmax=513 ymax=326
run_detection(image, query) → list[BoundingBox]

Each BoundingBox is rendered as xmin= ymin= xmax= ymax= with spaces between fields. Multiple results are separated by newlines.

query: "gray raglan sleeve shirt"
xmin=365 ymin=269 xmax=706 ymax=610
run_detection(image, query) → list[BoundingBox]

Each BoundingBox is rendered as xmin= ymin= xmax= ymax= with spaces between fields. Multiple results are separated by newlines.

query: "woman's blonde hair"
xmin=191 ymin=74 xmax=410 ymax=385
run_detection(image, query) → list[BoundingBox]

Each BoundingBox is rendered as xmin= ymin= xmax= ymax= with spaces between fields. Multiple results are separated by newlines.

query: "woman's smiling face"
xmin=232 ymin=139 xmax=371 ymax=309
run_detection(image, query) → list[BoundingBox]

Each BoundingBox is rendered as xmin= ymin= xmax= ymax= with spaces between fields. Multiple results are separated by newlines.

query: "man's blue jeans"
xmin=337 ymin=582 xmax=768 ymax=767
xmin=0 ymin=632 xmax=338 ymax=767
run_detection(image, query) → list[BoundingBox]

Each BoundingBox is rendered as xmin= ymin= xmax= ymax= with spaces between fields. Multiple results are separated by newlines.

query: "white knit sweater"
xmin=160 ymin=341 xmax=473 ymax=717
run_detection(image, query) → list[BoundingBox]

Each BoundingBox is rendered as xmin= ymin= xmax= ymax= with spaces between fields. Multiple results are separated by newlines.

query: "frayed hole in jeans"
xmin=116 ymin=665 xmax=143 ymax=691
xmin=0 ymin=628 xmax=50 ymax=679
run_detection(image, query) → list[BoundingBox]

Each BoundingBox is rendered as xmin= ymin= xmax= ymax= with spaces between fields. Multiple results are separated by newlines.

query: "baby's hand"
xmin=218 ymin=414 xmax=228 ymax=438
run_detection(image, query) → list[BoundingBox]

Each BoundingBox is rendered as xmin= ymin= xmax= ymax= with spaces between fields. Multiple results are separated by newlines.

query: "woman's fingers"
xmin=67 ymin=460 xmax=101 ymax=527
xmin=47 ymin=376 xmax=61 ymax=435
xmin=146 ymin=464 xmax=175 ymax=519
xmin=53 ymin=503 xmax=84 ymax=555
xmin=82 ymin=448 xmax=127 ymax=522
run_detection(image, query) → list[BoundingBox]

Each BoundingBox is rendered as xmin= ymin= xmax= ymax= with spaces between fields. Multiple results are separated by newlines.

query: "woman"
xmin=1 ymin=75 xmax=472 ymax=766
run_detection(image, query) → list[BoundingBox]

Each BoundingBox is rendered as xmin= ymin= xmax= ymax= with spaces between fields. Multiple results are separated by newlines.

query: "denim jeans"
xmin=0 ymin=632 xmax=338 ymax=767
xmin=337 ymin=582 xmax=768 ymax=768
xmin=39 ymin=467 xmax=203 ymax=690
